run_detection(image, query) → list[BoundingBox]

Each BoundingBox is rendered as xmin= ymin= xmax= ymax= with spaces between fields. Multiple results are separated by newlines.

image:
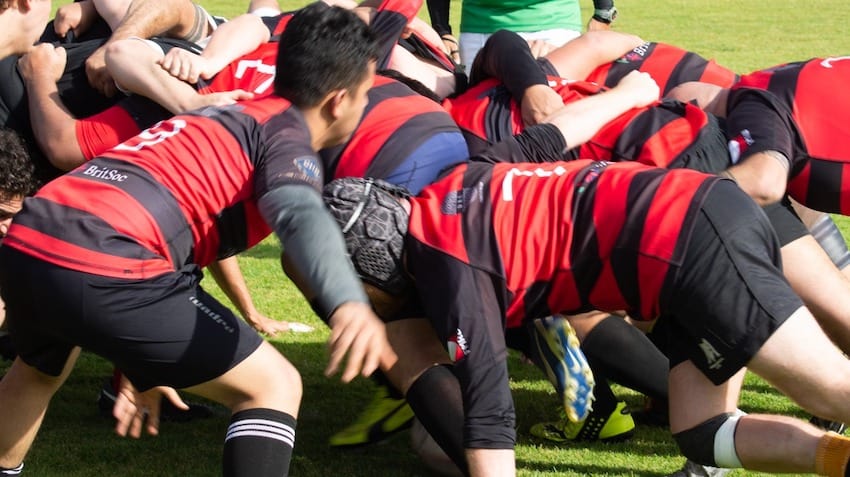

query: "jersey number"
xmin=113 ymin=119 xmax=187 ymax=152
xmin=234 ymin=59 xmax=277 ymax=94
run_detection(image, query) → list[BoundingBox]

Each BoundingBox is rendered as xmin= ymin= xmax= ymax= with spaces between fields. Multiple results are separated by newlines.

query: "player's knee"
xmin=672 ymin=412 xmax=743 ymax=468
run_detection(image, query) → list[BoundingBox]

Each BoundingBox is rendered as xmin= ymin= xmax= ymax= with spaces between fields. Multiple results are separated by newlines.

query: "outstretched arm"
xmin=541 ymin=70 xmax=659 ymax=149
xmin=207 ymin=256 xmax=292 ymax=337
xmin=259 ymin=184 xmax=395 ymax=382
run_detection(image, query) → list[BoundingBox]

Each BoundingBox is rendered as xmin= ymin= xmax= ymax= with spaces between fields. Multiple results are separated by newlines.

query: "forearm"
xmin=200 ymin=14 xmax=271 ymax=75
xmin=544 ymin=86 xmax=645 ymax=148
xmin=258 ymin=185 xmax=369 ymax=322
xmin=23 ymin=74 xmax=86 ymax=170
xmin=207 ymin=257 xmax=256 ymax=319
xmin=105 ymin=40 xmax=202 ymax=114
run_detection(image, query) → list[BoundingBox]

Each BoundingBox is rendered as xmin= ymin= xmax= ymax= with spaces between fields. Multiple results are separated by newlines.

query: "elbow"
xmin=44 ymin=140 xmax=86 ymax=171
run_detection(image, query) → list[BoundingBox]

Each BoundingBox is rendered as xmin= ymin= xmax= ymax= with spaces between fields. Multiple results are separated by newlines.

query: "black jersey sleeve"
xmin=407 ymin=240 xmax=517 ymax=449
xmin=259 ymin=185 xmax=369 ymax=321
xmin=426 ymin=0 xmax=452 ymax=36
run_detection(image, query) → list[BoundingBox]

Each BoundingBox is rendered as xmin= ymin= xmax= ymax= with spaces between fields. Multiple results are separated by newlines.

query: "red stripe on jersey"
xmin=793 ymin=59 xmax=850 ymax=161
xmin=3 ymin=226 xmax=172 ymax=279
xmin=335 ymin=76 xmax=453 ymax=179
xmin=376 ymin=0 xmax=421 ymax=22
xmin=734 ymin=69 xmax=773 ymax=90
xmin=200 ymin=42 xmax=280 ymax=97
xmin=787 ymin=162 xmax=811 ymax=205
xmin=271 ymin=14 xmax=292 ymax=36
xmin=76 ymin=105 xmax=142 ymax=160
xmin=634 ymin=104 xmax=709 ymax=167
xmin=408 ymin=165 xmax=469 ymax=264
xmin=37 ymin=175 xmax=173 ymax=263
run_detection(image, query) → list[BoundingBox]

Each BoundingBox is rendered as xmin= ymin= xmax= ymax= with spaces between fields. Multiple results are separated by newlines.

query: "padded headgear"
xmin=323 ymin=177 xmax=412 ymax=296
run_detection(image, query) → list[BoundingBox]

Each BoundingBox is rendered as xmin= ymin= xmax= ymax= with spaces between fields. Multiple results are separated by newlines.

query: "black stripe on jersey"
xmin=120 ymin=95 xmax=172 ymax=132
xmin=524 ymin=281 xmax=554 ymax=319
xmin=767 ymin=62 xmax=801 ymax=108
xmin=14 ymin=197 xmax=167 ymax=262
xmin=569 ymin=165 xmax=605 ymax=306
xmin=665 ymin=52 xmax=709 ymax=96
xmin=69 ymin=157 xmax=195 ymax=268
xmin=610 ymin=100 xmax=684 ymax=163
xmin=460 ymin=163 xmax=501 ymax=277
xmin=187 ymin=105 xmax=263 ymax=168
xmin=612 ymin=168 xmax=668 ymax=314
xmin=215 ymin=202 xmax=248 ymax=260
xmin=802 ymin=160 xmax=843 ymax=212
xmin=604 ymin=42 xmax=656 ymax=89
xmin=483 ymin=87 xmax=517 ymax=144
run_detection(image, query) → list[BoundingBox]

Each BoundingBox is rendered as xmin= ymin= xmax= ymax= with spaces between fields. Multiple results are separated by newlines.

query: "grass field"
xmin=6 ymin=0 xmax=850 ymax=475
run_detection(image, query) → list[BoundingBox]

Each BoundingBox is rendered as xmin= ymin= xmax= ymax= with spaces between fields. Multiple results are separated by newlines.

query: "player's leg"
xmin=0 ymin=350 xmax=79 ymax=472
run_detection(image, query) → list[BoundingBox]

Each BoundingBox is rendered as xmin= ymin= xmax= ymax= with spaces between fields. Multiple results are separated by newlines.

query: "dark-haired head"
xmin=274 ymin=2 xmax=379 ymax=108
xmin=0 ymin=128 xmax=39 ymax=202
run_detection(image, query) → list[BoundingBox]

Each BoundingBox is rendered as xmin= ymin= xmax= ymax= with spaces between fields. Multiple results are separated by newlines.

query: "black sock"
xmin=588 ymin=375 xmax=617 ymax=416
xmin=223 ymin=408 xmax=296 ymax=477
xmin=405 ymin=365 xmax=469 ymax=476
xmin=582 ymin=315 xmax=669 ymax=400
xmin=0 ymin=462 xmax=23 ymax=475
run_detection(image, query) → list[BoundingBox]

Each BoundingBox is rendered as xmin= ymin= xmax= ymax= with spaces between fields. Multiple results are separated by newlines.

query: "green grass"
xmin=14 ymin=0 xmax=850 ymax=475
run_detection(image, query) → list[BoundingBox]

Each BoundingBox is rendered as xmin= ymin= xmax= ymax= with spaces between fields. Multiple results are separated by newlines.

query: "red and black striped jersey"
xmin=734 ymin=57 xmax=850 ymax=165
xmin=407 ymin=160 xmax=719 ymax=327
xmin=585 ymin=42 xmax=738 ymax=96
xmin=322 ymin=75 xmax=465 ymax=182
xmin=445 ymin=76 xmax=719 ymax=170
xmin=729 ymin=57 xmax=850 ymax=213
xmin=7 ymin=95 xmax=323 ymax=279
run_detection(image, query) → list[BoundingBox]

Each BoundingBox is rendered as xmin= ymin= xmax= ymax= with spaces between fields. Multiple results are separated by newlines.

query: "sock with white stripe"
xmin=223 ymin=408 xmax=296 ymax=477
xmin=0 ymin=462 xmax=23 ymax=475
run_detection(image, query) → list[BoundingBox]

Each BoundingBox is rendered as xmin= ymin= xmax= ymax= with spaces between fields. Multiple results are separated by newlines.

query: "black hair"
xmin=274 ymin=2 xmax=378 ymax=108
xmin=0 ymin=128 xmax=39 ymax=201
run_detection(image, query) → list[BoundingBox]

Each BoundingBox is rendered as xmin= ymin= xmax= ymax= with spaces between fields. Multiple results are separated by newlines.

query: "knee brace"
xmin=810 ymin=214 xmax=850 ymax=271
xmin=672 ymin=412 xmax=743 ymax=468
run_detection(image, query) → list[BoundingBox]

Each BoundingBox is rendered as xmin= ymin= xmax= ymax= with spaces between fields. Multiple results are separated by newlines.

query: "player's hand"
xmin=159 ymin=49 xmax=217 ymax=84
xmin=113 ymin=376 xmax=189 ymax=438
xmin=85 ymin=46 xmax=118 ymax=97
xmin=521 ymin=84 xmax=565 ymax=126
xmin=54 ymin=0 xmax=97 ymax=40
xmin=615 ymin=70 xmax=660 ymax=108
xmin=587 ymin=18 xmax=612 ymax=32
xmin=187 ymin=89 xmax=254 ymax=112
xmin=326 ymin=301 xmax=394 ymax=382
xmin=440 ymin=33 xmax=461 ymax=64
xmin=18 ymin=44 xmax=67 ymax=83
xmin=244 ymin=310 xmax=308 ymax=337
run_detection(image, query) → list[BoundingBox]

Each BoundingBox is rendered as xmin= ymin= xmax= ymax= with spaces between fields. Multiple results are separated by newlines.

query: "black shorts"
xmin=0 ymin=247 xmax=263 ymax=391
xmin=656 ymin=180 xmax=804 ymax=384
